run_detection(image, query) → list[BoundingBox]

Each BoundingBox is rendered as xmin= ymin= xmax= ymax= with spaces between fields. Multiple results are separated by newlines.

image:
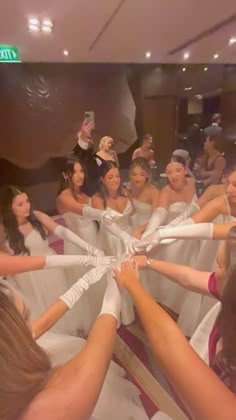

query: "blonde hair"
xmin=0 ymin=282 xmax=51 ymax=419
xmin=99 ymin=136 xmax=113 ymax=150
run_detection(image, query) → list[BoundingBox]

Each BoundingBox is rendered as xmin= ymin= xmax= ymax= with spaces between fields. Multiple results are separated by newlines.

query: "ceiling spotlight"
xmin=182 ymin=67 xmax=186 ymax=72
xmin=42 ymin=25 xmax=53 ymax=33
xmin=183 ymin=52 xmax=190 ymax=60
xmin=42 ymin=18 xmax=53 ymax=27
xmin=28 ymin=24 xmax=40 ymax=32
xmin=29 ymin=17 xmax=39 ymax=25
xmin=184 ymin=86 xmax=192 ymax=91
xmin=146 ymin=51 xmax=151 ymax=59
xmin=229 ymin=37 xmax=236 ymax=45
xmin=213 ymin=53 xmax=219 ymax=59
xmin=63 ymin=50 xmax=69 ymax=56
xmin=204 ymin=66 xmax=208 ymax=71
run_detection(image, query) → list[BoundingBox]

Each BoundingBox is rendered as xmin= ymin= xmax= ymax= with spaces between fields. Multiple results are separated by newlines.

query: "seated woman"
xmin=114 ymin=230 xmax=236 ymax=419
xmin=0 ymin=256 xmax=148 ymax=420
xmin=0 ymin=185 xmax=113 ymax=335
xmin=96 ymin=136 xmax=119 ymax=166
xmin=193 ymin=128 xmax=225 ymax=187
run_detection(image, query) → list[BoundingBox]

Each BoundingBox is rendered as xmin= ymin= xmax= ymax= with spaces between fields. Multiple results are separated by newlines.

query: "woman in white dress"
xmin=142 ymin=156 xmax=199 ymax=332
xmin=0 ymin=185 xmax=113 ymax=335
xmin=0 ymin=258 xmax=148 ymax=420
xmin=92 ymin=161 xmax=139 ymax=325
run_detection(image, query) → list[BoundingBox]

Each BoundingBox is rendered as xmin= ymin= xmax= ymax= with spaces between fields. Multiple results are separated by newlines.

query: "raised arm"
xmin=114 ymin=261 xmax=236 ymax=420
xmin=192 ymin=195 xmax=226 ymax=223
xmin=133 ymin=255 xmax=211 ymax=295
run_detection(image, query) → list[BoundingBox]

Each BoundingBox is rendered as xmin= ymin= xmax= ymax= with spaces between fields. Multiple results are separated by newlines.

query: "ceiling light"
xmin=184 ymin=86 xmax=192 ymax=91
xmin=204 ymin=66 xmax=208 ymax=71
xmin=146 ymin=51 xmax=151 ymax=59
xmin=42 ymin=25 xmax=53 ymax=33
xmin=182 ymin=67 xmax=186 ymax=72
xmin=42 ymin=18 xmax=53 ymax=27
xmin=28 ymin=17 xmax=39 ymax=25
xmin=28 ymin=24 xmax=40 ymax=32
xmin=229 ymin=37 xmax=236 ymax=45
xmin=183 ymin=52 xmax=190 ymax=60
xmin=213 ymin=53 xmax=219 ymax=59
xmin=63 ymin=50 xmax=69 ymax=56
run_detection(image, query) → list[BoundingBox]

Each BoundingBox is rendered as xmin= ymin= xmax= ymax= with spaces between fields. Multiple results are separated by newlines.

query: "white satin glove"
xmin=142 ymin=208 xmax=167 ymax=238
xmin=163 ymin=201 xmax=200 ymax=228
xmin=60 ymin=265 xmax=108 ymax=309
xmin=103 ymin=221 xmax=140 ymax=254
xmin=54 ymin=225 xmax=104 ymax=257
xmin=82 ymin=205 xmax=122 ymax=224
xmin=45 ymin=254 xmax=115 ymax=269
xmin=99 ymin=271 xmax=121 ymax=321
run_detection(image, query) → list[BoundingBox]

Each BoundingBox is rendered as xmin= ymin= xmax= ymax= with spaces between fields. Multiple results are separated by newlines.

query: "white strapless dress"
xmin=100 ymin=201 xmax=135 ymax=325
xmin=37 ymin=332 xmax=148 ymax=420
xmin=7 ymin=230 xmax=81 ymax=335
xmin=63 ymin=210 xmax=106 ymax=334
xmin=131 ymin=198 xmax=153 ymax=293
xmin=149 ymin=201 xmax=200 ymax=336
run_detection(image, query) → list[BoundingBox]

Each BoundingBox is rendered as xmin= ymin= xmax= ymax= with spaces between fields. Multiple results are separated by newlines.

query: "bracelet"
xmin=146 ymin=258 xmax=152 ymax=268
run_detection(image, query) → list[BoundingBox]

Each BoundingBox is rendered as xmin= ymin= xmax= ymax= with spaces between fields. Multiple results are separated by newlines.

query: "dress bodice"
xmin=107 ymin=200 xmax=133 ymax=232
xmin=131 ymin=198 xmax=152 ymax=227
xmin=167 ymin=202 xmax=189 ymax=222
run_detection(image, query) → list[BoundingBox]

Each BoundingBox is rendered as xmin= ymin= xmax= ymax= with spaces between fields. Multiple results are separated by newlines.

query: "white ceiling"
xmin=1 ymin=0 xmax=236 ymax=62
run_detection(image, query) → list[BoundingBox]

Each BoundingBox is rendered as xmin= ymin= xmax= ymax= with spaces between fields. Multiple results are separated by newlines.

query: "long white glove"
xmin=60 ymin=265 xmax=108 ymax=309
xmin=163 ymin=201 xmax=200 ymax=228
xmin=99 ymin=271 xmax=121 ymax=321
xmin=142 ymin=208 xmax=167 ymax=238
xmin=45 ymin=254 xmax=115 ymax=269
xmin=103 ymin=222 xmax=140 ymax=254
xmin=54 ymin=225 xmax=104 ymax=257
xmin=145 ymin=221 xmax=213 ymax=252
xmin=82 ymin=205 xmax=122 ymax=224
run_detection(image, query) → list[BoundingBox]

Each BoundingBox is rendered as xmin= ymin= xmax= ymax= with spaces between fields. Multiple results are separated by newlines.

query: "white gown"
xmin=149 ymin=201 xmax=200 ymax=328
xmin=131 ymin=198 xmax=153 ymax=293
xmin=179 ymin=195 xmax=236 ymax=335
xmin=7 ymin=230 xmax=81 ymax=335
xmin=37 ymin=331 xmax=149 ymax=420
xmin=63 ymin=207 xmax=106 ymax=333
xmin=100 ymin=200 xmax=135 ymax=325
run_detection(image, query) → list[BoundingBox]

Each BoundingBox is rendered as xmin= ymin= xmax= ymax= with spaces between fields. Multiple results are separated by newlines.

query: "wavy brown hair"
xmin=0 ymin=282 xmax=51 ymax=419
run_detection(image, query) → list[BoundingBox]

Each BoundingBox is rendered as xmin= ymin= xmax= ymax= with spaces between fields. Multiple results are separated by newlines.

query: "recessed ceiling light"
xmin=63 ymin=50 xmax=69 ymax=56
xmin=42 ymin=25 xmax=53 ymax=33
xmin=184 ymin=86 xmax=192 ymax=91
xmin=183 ymin=52 xmax=190 ymax=60
xmin=213 ymin=53 xmax=219 ymax=59
xmin=146 ymin=51 xmax=151 ymax=59
xmin=204 ymin=66 xmax=208 ymax=71
xmin=28 ymin=24 xmax=40 ymax=32
xmin=182 ymin=67 xmax=186 ymax=72
xmin=42 ymin=18 xmax=53 ymax=27
xmin=29 ymin=17 xmax=39 ymax=25
xmin=229 ymin=37 xmax=236 ymax=45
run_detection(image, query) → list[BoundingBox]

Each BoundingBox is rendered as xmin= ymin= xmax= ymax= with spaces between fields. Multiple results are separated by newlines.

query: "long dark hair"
xmin=167 ymin=155 xmax=186 ymax=168
xmin=213 ymin=226 xmax=236 ymax=388
xmin=0 ymin=185 xmax=46 ymax=255
xmin=58 ymin=154 xmax=86 ymax=197
xmin=96 ymin=160 xmax=126 ymax=207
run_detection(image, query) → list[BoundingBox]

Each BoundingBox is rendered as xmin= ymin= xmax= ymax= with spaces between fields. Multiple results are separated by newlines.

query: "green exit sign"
xmin=0 ymin=45 xmax=20 ymax=62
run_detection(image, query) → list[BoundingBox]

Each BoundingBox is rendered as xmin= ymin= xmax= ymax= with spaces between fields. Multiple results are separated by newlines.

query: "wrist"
xmin=146 ymin=258 xmax=153 ymax=268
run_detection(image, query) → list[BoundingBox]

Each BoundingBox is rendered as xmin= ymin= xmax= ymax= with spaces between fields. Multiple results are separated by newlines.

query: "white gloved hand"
xmin=142 ymin=208 xmax=167 ymax=238
xmin=103 ymin=221 xmax=140 ymax=255
xmin=82 ymin=205 xmax=122 ymax=224
xmin=163 ymin=201 xmax=200 ymax=228
xmin=60 ymin=265 xmax=108 ymax=309
xmin=54 ymin=225 xmax=104 ymax=257
xmin=99 ymin=271 xmax=121 ymax=321
xmin=45 ymin=254 xmax=115 ymax=269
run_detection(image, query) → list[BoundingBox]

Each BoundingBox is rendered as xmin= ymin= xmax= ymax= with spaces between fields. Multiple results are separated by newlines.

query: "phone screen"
xmin=84 ymin=111 xmax=95 ymax=127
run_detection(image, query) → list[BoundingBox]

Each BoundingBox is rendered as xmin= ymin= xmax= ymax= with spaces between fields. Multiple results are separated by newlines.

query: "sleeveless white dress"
xmin=131 ymin=198 xmax=153 ymax=293
xmin=7 ymin=230 xmax=81 ymax=335
xmin=180 ymin=195 xmax=236 ymax=336
xmin=100 ymin=200 xmax=135 ymax=325
xmin=37 ymin=331 xmax=149 ymax=420
xmin=63 ymin=205 xmax=106 ymax=334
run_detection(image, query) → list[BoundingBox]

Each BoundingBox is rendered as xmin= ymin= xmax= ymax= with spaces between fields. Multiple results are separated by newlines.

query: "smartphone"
xmin=84 ymin=111 xmax=95 ymax=127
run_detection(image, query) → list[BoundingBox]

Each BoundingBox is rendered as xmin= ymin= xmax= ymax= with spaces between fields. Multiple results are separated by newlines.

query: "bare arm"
xmin=213 ymin=222 xmax=236 ymax=240
xmin=0 ymin=254 xmax=46 ymax=276
xmin=34 ymin=211 xmax=58 ymax=233
xmin=197 ymin=186 xmax=225 ymax=209
xmin=91 ymin=194 xmax=105 ymax=210
xmin=192 ymin=195 xmax=225 ymax=223
xmin=115 ymin=262 xmax=236 ymax=420
xmin=31 ymin=299 xmax=68 ymax=339
xmin=24 ymin=315 xmax=117 ymax=420
xmin=133 ymin=255 xmax=211 ymax=295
